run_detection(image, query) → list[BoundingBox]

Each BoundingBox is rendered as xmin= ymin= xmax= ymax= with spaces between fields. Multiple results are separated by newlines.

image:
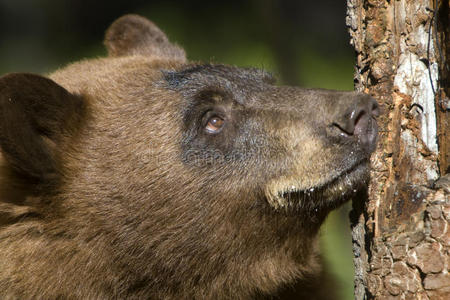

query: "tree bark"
xmin=346 ymin=0 xmax=449 ymax=299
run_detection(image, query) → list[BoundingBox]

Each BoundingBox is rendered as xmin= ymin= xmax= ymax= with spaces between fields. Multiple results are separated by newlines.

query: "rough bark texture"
xmin=346 ymin=0 xmax=449 ymax=299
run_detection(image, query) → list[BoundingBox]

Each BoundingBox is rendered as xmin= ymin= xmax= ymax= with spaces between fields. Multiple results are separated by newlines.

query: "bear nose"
xmin=332 ymin=95 xmax=380 ymax=152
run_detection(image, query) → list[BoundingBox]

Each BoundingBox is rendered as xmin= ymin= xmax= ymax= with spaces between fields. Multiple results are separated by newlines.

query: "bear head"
xmin=0 ymin=15 xmax=378 ymax=299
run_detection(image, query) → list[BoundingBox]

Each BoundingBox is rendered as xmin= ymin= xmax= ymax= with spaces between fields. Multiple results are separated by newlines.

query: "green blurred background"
xmin=0 ymin=0 xmax=356 ymax=298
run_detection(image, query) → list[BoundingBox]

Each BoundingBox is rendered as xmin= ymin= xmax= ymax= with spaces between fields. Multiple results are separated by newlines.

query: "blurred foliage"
xmin=0 ymin=0 xmax=357 ymax=298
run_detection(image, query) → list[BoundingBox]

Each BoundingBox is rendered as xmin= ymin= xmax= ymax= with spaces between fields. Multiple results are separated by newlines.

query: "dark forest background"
xmin=0 ymin=0 xmax=356 ymax=298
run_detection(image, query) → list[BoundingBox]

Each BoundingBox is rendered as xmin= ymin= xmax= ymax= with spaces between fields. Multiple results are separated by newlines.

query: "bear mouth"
xmin=269 ymin=159 xmax=370 ymax=212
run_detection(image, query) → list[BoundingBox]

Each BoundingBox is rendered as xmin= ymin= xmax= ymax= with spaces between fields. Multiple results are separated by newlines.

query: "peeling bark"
xmin=346 ymin=0 xmax=449 ymax=299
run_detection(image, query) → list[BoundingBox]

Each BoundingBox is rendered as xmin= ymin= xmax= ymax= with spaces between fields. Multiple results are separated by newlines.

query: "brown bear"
xmin=0 ymin=15 xmax=379 ymax=299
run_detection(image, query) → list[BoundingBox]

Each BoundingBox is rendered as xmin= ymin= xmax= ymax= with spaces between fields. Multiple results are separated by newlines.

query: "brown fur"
xmin=0 ymin=14 xmax=378 ymax=299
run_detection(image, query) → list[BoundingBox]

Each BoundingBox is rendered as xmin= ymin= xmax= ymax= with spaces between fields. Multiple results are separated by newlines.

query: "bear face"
xmin=0 ymin=15 xmax=378 ymax=299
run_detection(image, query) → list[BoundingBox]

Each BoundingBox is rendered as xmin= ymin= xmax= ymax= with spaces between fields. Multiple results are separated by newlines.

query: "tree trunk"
xmin=346 ymin=0 xmax=449 ymax=299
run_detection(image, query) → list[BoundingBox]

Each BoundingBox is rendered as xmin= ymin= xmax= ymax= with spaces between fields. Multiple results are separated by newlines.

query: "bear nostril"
xmin=332 ymin=95 xmax=379 ymax=152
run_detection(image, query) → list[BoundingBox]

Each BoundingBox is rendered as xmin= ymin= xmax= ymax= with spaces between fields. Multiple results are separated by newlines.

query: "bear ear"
xmin=104 ymin=14 xmax=186 ymax=62
xmin=0 ymin=73 xmax=85 ymax=185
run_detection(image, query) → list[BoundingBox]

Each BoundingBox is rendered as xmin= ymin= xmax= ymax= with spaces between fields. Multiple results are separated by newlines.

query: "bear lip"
xmin=318 ymin=158 xmax=369 ymax=190
xmin=273 ymin=158 xmax=370 ymax=209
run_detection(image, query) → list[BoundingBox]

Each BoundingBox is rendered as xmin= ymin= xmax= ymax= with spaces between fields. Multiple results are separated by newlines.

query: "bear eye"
xmin=205 ymin=116 xmax=225 ymax=134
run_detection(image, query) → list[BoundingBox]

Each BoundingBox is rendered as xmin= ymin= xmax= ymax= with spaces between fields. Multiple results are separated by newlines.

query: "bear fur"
xmin=0 ymin=15 xmax=379 ymax=299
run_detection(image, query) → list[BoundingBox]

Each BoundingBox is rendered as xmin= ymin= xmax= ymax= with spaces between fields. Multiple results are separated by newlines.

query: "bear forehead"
xmin=162 ymin=63 xmax=277 ymax=106
xmin=164 ymin=64 xmax=275 ymax=87
xmin=51 ymin=57 xmax=274 ymax=100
